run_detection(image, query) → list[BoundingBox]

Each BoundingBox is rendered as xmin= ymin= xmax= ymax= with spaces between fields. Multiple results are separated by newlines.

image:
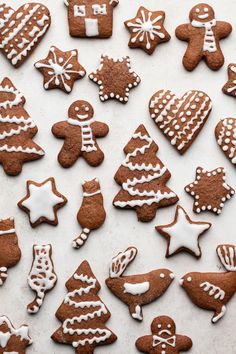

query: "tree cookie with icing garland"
xmin=215 ymin=118 xmax=236 ymax=166
xmin=52 ymin=100 xmax=109 ymax=168
xmin=175 ymin=3 xmax=232 ymax=71
xmin=106 ymin=247 xmax=175 ymax=321
xmin=113 ymin=124 xmax=178 ymax=222
xmin=149 ymin=89 xmax=212 ymax=154
xmin=0 ymin=3 xmax=51 ymax=68
xmin=51 ymin=260 xmax=117 ymax=354
xmin=136 ymin=315 xmax=192 ymax=354
xmin=124 ymin=6 xmax=171 ymax=55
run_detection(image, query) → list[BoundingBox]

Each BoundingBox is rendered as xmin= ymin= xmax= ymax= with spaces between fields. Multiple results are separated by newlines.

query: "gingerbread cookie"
xmin=52 ymin=260 xmax=117 ymax=353
xmin=106 ymin=247 xmax=174 ymax=321
xmin=89 ymin=55 xmax=141 ymax=103
xmin=0 ymin=77 xmax=44 ymax=176
xmin=64 ymin=0 xmax=118 ymax=38
xmin=35 ymin=46 xmax=86 ymax=93
xmin=149 ymin=89 xmax=212 ymax=154
xmin=180 ymin=244 xmax=236 ymax=323
xmin=0 ymin=217 xmax=21 ymax=286
xmin=215 ymin=118 xmax=236 ymax=166
xmin=27 ymin=244 xmax=57 ymax=314
xmin=175 ymin=3 xmax=232 ymax=71
xmin=136 ymin=316 xmax=192 ymax=354
xmin=0 ymin=3 xmax=51 ymax=68
xmin=156 ymin=205 xmax=211 ymax=258
xmin=185 ymin=167 xmax=235 ymax=215
xmin=222 ymin=64 xmax=236 ymax=98
xmin=18 ymin=177 xmax=67 ymax=227
xmin=0 ymin=316 xmax=32 ymax=353
xmin=73 ymin=178 xmax=106 ymax=249
xmin=52 ymin=100 xmax=109 ymax=168
xmin=113 ymin=124 xmax=178 ymax=222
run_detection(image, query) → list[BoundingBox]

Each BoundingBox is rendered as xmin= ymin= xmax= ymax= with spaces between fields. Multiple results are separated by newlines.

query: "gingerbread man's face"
xmin=68 ymin=100 xmax=94 ymax=122
xmin=151 ymin=316 xmax=176 ymax=338
xmin=190 ymin=3 xmax=215 ymax=22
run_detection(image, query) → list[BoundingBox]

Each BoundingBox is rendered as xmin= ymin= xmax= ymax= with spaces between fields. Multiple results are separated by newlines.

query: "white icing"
xmin=0 ymin=316 xmax=32 ymax=348
xmin=0 ymin=145 xmax=44 ymax=155
xmin=212 ymin=305 xmax=226 ymax=323
xmin=131 ymin=305 xmax=142 ymax=320
xmin=28 ymin=26 xmax=40 ymax=37
xmin=0 ymin=120 xmax=35 ymax=140
xmin=21 ymin=179 xmax=65 ymax=224
xmin=0 ymin=228 xmax=15 ymax=236
xmin=217 ymin=244 xmax=236 ymax=271
xmin=73 ymin=5 xmax=86 ymax=17
xmin=153 ymin=334 xmax=176 ymax=348
xmin=0 ymin=8 xmax=14 ymax=29
xmin=109 ymin=247 xmax=137 ymax=278
xmin=92 ymin=4 xmax=107 ymax=15
xmin=85 ymin=18 xmax=99 ymax=36
xmin=217 ymin=118 xmax=236 ymax=164
xmin=0 ymin=85 xmax=23 ymax=109
xmin=67 ymin=117 xmax=96 ymax=152
xmin=37 ymin=14 xmax=49 ymax=27
xmin=191 ymin=19 xmax=217 ymax=52
xmin=123 ymin=281 xmax=149 ymax=295
xmin=200 ymin=281 xmax=225 ymax=300
xmin=83 ymin=190 xmax=101 ymax=197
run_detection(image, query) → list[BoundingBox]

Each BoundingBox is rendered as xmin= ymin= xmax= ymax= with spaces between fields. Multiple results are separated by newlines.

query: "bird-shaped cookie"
xmin=180 ymin=244 xmax=236 ymax=323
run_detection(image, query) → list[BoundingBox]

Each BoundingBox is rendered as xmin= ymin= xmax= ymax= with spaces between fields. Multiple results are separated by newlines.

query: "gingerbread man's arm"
xmin=91 ymin=121 xmax=109 ymax=137
xmin=216 ymin=21 xmax=232 ymax=39
xmin=176 ymin=334 xmax=193 ymax=351
xmin=175 ymin=23 xmax=191 ymax=41
xmin=51 ymin=121 xmax=69 ymax=138
xmin=135 ymin=335 xmax=153 ymax=353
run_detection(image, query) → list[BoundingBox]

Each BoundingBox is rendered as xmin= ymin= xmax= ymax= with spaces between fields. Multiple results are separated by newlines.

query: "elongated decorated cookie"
xmin=215 ymin=118 xmax=236 ymax=166
xmin=222 ymin=64 xmax=236 ymax=98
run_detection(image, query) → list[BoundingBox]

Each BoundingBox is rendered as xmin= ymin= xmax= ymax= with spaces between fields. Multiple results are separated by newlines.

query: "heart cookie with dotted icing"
xmin=215 ymin=118 xmax=236 ymax=166
xmin=149 ymin=90 xmax=212 ymax=154
xmin=0 ymin=3 xmax=51 ymax=68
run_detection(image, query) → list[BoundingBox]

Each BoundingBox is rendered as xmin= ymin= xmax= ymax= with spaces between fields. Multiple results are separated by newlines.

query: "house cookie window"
xmin=92 ymin=4 xmax=107 ymax=15
xmin=74 ymin=5 xmax=86 ymax=17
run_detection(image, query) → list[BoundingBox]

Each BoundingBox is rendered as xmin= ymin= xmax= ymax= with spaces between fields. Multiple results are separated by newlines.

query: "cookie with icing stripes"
xmin=0 ymin=3 xmax=51 ymax=68
xmin=215 ymin=118 xmax=236 ymax=166
xmin=149 ymin=89 xmax=212 ymax=154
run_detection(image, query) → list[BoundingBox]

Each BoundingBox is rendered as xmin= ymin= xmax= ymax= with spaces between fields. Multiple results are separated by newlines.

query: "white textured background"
xmin=1 ymin=0 xmax=236 ymax=353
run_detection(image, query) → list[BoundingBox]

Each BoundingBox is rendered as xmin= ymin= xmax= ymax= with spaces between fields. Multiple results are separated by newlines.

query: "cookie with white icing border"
xmin=156 ymin=205 xmax=211 ymax=258
xmin=149 ymin=89 xmax=212 ymax=154
xmin=124 ymin=7 xmax=171 ymax=55
xmin=185 ymin=166 xmax=235 ymax=215
xmin=0 ymin=3 xmax=51 ymax=68
xmin=106 ymin=247 xmax=175 ymax=321
xmin=222 ymin=64 xmax=236 ymax=98
xmin=18 ymin=177 xmax=67 ymax=227
xmin=215 ymin=118 xmax=236 ymax=166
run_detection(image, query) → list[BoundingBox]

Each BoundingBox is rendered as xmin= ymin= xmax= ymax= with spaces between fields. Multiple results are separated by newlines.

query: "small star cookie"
xmin=222 ymin=64 xmax=236 ymax=98
xmin=124 ymin=7 xmax=171 ymax=55
xmin=89 ymin=55 xmax=141 ymax=103
xmin=185 ymin=167 xmax=235 ymax=215
xmin=18 ymin=177 xmax=67 ymax=227
xmin=35 ymin=46 xmax=86 ymax=93
xmin=156 ymin=205 xmax=211 ymax=258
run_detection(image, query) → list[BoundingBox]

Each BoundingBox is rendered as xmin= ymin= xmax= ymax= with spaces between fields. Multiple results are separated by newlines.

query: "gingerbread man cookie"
xmin=52 ymin=100 xmax=109 ymax=168
xmin=176 ymin=3 xmax=232 ymax=71
xmin=136 ymin=316 xmax=192 ymax=354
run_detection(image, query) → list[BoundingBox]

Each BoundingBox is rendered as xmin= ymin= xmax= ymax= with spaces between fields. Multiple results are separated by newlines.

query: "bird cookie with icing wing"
xmin=106 ymin=247 xmax=174 ymax=321
xmin=180 ymin=244 xmax=236 ymax=323
xmin=136 ymin=316 xmax=192 ymax=354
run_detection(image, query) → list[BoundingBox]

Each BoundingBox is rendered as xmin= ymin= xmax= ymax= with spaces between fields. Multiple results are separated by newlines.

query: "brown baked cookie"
xmin=124 ymin=7 xmax=171 ymax=55
xmin=0 ymin=217 xmax=21 ymax=286
xmin=180 ymin=244 xmax=236 ymax=323
xmin=136 ymin=316 xmax=193 ymax=353
xmin=149 ymin=89 xmax=212 ymax=154
xmin=156 ymin=205 xmax=211 ymax=258
xmin=175 ymin=3 xmax=232 ymax=71
xmin=64 ymin=0 xmax=118 ymax=38
xmin=0 ymin=3 xmax=51 ymax=68
xmin=185 ymin=167 xmax=235 ymax=215
xmin=35 ymin=46 xmax=86 ymax=93
xmin=89 ymin=55 xmax=141 ymax=103
xmin=215 ymin=118 xmax=236 ymax=166
xmin=27 ymin=244 xmax=57 ymax=314
xmin=113 ymin=124 xmax=178 ymax=222
xmin=0 ymin=77 xmax=44 ymax=176
xmin=73 ymin=178 xmax=106 ymax=249
xmin=18 ymin=177 xmax=67 ymax=227
xmin=222 ymin=64 xmax=236 ymax=98
xmin=51 ymin=260 xmax=117 ymax=353
xmin=52 ymin=100 xmax=109 ymax=168
xmin=106 ymin=247 xmax=174 ymax=321
xmin=0 ymin=316 xmax=32 ymax=352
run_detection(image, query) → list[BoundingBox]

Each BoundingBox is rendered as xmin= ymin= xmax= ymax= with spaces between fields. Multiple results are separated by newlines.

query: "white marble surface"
xmin=1 ymin=0 xmax=236 ymax=353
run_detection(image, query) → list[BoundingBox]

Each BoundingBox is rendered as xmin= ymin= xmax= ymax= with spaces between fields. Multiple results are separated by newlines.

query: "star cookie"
xmin=89 ymin=55 xmax=141 ymax=103
xmin=215 ymin=118 xmax=236 ymax=166
xmin=222 ymin=64 xmax=236 ymax=98
xmin=35 ymin=46 xmax=86 ymax=93
xmin=185 ymin=167 xmax=235 ymax=215
xmin=156 ymin=205 xmax=211 ymax=258
xmin=18 ymin=177 xmax=67 ymax=227
xmin=124 ymin=7 xmax=171 ymax=55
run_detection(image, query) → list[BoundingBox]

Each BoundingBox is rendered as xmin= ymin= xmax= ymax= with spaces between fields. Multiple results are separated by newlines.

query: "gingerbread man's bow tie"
xmin=152 ymin=335 xmax=176 ymax=347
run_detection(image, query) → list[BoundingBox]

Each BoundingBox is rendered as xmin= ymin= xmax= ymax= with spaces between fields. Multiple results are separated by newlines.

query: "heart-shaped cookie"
xmin=215 ymin=118 xmax=236 ymax=165
xmin=149 ymin=90 xmax=212 ymax=154
xmin=0 ymin=3 xmax=51 ymax=68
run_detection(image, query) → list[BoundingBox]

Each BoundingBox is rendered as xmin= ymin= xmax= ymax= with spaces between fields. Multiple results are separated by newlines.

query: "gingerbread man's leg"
xmin=183 ymin=44 xmax=202 ymax=71
xmin=205 ymin=50 xmax=224 ymax=70
xmin=82 ymin=146 xmax=104 ymax=167
xmin=58 ymin=139 xmax=81 ymax=168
